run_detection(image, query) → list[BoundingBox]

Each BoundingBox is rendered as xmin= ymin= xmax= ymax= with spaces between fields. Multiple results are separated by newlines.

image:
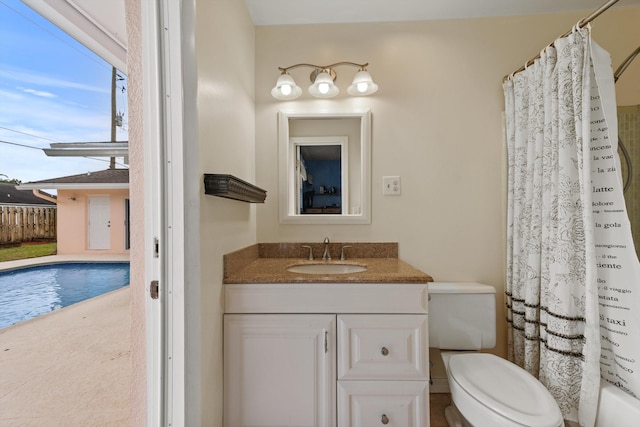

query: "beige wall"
xmin=56 ymin=189 xmax=129 ymax=255
xmin=196 ymin=0 xmax=256 ymax=425
xmin=255 ymin=9 xmax=640 ymax=359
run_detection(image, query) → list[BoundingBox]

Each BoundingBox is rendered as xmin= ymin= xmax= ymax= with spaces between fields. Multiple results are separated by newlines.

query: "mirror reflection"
xmin=279 ymin=110 xmax=371 ymax=224
xmin=296 ymin=137 xmax=347 ymax=215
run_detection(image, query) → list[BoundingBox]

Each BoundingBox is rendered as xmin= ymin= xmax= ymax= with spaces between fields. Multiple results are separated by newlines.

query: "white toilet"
xmin=429 ymin=282 xmax=564 ymax=427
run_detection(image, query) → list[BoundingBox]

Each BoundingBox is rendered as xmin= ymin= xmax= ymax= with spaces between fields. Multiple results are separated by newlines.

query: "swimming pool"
xmin=0 ymin=262 xmax=130 ymax=329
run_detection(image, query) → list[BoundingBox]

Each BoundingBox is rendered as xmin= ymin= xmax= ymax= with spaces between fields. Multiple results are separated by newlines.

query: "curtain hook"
xmin=573 ymin=21 xmax=590 ymax=32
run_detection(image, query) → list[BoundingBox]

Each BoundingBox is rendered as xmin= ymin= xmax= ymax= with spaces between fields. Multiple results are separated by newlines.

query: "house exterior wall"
xmin=56 ymin=188 xmax=129 ymax=255
xmin=124 ymin=0 xmax=145 ymax=425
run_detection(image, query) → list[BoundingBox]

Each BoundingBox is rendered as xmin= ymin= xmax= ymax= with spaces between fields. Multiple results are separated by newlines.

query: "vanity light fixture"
xmin=271 ymin=62 xmax=378 ymax=100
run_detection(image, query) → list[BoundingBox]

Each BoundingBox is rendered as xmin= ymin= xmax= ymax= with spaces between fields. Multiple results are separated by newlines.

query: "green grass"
xmin=0 ymin=242 xmax=57 ymax=262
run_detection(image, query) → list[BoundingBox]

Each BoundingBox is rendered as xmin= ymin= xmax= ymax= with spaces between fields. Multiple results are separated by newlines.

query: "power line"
xmin=87 ymin=157 xmax=128 ymax=168
xmin=0 ymin=126 xmax=60 ymax=143
xmin=0 ymin=139 xmax=43 ymax=150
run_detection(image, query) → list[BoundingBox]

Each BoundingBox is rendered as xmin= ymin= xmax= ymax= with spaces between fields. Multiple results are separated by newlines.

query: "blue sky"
xmin=0 ymin=0 xmax=128 ymax=184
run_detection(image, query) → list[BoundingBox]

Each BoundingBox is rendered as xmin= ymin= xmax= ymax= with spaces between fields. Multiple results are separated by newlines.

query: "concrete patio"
xmin=0 ymin=255 xmax=131 ymax=426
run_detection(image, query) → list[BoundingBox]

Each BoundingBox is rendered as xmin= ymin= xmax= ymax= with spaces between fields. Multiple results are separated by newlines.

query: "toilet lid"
xmin=448 ymin=353 xmax=563 ymax=427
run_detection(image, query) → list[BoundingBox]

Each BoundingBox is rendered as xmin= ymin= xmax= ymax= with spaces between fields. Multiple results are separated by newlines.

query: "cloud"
xmin=21 ymin=87 xmax=57 ymax=98
xmin=0 ymin=66 xmax=109 ymax=95
xmin=0 ymin=92 xmax=110 ymax=136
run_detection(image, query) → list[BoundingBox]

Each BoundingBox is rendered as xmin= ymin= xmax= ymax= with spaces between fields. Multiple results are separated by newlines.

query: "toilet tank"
xmin=428 ymin=282 xmax=496 ymax=350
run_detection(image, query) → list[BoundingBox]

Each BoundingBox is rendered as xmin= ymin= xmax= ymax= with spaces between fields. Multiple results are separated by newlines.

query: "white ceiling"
xmin=245 ymin=0 xmax=640 ymax=26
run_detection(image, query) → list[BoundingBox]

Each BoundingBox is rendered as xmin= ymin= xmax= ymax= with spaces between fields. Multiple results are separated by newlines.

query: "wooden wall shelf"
xmin=204 ymin=174 xmax=267 ymax=203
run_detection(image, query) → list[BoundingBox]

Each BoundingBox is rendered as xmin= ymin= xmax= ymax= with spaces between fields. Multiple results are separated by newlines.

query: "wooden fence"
xmin=0 ymin=206 xmax=57 ymax=244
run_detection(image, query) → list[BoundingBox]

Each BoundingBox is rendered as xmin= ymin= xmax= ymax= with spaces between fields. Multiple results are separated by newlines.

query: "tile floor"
xmin=430 ymin=392 xmax=452 ymax=427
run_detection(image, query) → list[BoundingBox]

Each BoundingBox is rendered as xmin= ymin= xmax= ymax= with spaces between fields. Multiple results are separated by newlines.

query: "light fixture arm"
xmin=278 ymin=62 xmax=369 ymax=74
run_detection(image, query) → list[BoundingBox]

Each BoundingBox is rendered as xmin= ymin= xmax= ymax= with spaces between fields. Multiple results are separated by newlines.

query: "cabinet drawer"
xmin=337 ymin=380 xmax=429 ymax=427
xmin=337 ymin=315 xmax=428 ymax=380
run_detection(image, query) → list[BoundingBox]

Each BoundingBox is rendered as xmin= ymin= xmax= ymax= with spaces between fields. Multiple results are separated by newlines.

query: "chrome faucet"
xmin=322 ymin=237 xmax=331 ymax=260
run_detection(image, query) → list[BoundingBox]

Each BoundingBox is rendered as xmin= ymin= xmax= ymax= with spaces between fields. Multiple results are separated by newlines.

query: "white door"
xmin=88 ymin=196 xmax=110 ymax=250
xmin=224 ymin=314 xmax=337 ymax=427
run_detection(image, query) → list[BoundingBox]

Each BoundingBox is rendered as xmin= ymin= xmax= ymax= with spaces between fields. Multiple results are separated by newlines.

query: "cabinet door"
xmin=337 ymin=314 xmax=428 ymax=380
xmin=224 ymin=314 xmax=336 ymax=427
xmin=337 ymin=380 xmax=429 ymax=427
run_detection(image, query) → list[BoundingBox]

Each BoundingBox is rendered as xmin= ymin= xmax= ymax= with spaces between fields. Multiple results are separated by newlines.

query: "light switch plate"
xmin=383 ymin=176 xmax=401 ymax=196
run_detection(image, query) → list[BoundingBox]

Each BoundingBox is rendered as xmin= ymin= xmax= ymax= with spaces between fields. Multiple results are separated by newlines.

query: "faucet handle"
xmin=301 ymin=245 xmax=314 ymax=260
xmin=340 ymin=245 xmax=352 ymax=261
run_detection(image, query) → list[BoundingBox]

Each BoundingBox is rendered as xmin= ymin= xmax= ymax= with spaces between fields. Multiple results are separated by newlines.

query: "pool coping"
xmin=0 ymin=253 xmax=130 ymax=272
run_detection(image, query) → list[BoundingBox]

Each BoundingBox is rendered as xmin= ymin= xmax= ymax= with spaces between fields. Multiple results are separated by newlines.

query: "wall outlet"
xmin=383 ymin=176 xmax=401 ymax=196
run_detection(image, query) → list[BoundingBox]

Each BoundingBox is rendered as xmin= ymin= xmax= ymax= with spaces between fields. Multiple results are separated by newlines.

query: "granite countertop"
xmin=223 ymin=243 xmax=433 ymax=284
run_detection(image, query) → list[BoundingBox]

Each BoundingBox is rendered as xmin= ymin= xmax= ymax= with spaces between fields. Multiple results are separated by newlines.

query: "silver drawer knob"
xmin=381 ymin=347 xmax=389 ymax=356
xmin=381 ymin=414 xmax=389 ymax=425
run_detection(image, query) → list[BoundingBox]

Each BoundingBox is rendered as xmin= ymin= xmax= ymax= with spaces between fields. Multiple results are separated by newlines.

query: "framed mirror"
xmin=279 ymin=110 xmax=371 ymax=224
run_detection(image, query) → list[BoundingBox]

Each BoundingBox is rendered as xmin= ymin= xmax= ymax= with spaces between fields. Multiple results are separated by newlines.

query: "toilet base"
xmin=445 ymin=404 xmax=472 ymax=427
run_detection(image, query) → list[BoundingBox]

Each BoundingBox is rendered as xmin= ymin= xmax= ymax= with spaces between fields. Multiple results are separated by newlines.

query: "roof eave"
xmin=16 ymin=183 xmax=130 ymax=191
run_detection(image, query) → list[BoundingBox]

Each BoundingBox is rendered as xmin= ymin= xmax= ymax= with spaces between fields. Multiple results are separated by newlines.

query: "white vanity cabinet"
xmin=223 ymin=283 xmax=429 ymax=427
xmin=224 ymin=314 xmax=337 ymax=427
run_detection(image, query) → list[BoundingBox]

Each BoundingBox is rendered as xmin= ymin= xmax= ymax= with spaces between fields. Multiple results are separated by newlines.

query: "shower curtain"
xmin=504 ymin=27 xmax=602 ymax=426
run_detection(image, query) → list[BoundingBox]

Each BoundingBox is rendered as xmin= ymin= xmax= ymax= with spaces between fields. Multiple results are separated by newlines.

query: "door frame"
xmin=143 ymin=0 xmax=199 ymax=425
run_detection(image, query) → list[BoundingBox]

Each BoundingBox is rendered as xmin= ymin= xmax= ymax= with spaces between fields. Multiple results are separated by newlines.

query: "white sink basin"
xmin=287 ymin=263 xmax=367 ymax=275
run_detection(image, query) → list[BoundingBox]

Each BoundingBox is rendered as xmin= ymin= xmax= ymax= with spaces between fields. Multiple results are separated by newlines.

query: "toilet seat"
xmin=447 ymin=353 xmax=564 ymax=427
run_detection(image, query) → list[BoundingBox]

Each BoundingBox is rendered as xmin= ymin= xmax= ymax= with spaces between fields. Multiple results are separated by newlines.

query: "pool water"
xmin=0 ymin=262 xmax=130 ymax=329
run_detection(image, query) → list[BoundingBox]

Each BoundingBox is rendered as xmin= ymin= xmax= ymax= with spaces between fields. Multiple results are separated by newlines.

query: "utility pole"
xmin=110 ymin=66 xmax=117 ymax=169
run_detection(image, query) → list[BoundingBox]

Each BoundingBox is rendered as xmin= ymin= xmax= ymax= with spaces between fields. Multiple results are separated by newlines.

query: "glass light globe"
xmin=271 ymin=73 xmax=302 ymax=100
xmin=309 ymin=71 xmax=339 ymax=98
xmin=347 ymin=70 xmax=378 ymax=96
